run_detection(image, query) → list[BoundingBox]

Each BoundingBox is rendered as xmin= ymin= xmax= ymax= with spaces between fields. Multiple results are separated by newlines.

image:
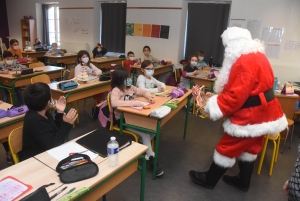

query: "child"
xmin=0 ymin=51 xmax=27 ymax=106
xmin=45 ymin=43 xmax=65 ymax=56
xmin=124 ymin=51 xmax=138 ymax=72
xmin=136 ymin=60 xmax=166 ymax=93
xmin=180 ymin=55 xmax=199 ymax=89
xmin=197 ymin=51 xmax=210 ymax=70
xmin=19 ymin=83 xmax=78 ymax=161
xmin=110 ymin=66 xmax=164 ymax=177
xmin=33 ymin=38 xmax=46 ymax=50
xmin=0 ymin=100 xmax=12 ymax=163
xmin=7 ymin=39 xmax=31 ymax=61
xmin=74 ymin=50 xmax=102 ymax=77
xmin=140 ymin=46 xmax=160 ymax=64
xmin=92 ymin=43 xmax=107 ymax=58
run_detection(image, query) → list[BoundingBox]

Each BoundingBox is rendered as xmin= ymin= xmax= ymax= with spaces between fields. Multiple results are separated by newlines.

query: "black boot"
xmin=222 ymin=161 xmax=254 ymax=192
xmin=148 ymin=156 xmax=164 ymax=177
xmin=189 ymin=161 xmax=228 ymax=189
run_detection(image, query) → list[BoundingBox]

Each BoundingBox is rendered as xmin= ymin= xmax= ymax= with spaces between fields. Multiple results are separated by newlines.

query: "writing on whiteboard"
xmin=74 ymin=28 xmax=88 ymax=35
xmin=65 ymin=17 xmax=81 ymax=25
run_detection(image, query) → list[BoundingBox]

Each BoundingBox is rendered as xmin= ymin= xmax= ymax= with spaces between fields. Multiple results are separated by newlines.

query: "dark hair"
xmin=111 ymin=66 xmax=131 ymax=92
xmin=141 ymin=60 xmax=152 ymax=69
xmin=24 ymin=82 xmax=51 ymax=111
xmin=35 ymin=38 xmax=40 ymax=42
xmin=3 ymin=51 xmax=13 ymax=59
xmin=143 ymin=46 xmax=151 ymax=52
xmin=197 ymin=51 xmax=205 ymax=55
xmin=96 ymin=43 xmax=101 ymax=47
xmin=77 ymin=50 xmax=91 ymax=67
xmin=127 ymin=51 xmax=134 ymax=56
xmin=10 ymin=39 xmax=19 ymax=46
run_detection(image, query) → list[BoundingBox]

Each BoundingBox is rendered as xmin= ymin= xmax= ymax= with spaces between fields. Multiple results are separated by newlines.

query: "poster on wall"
xmin=285 ymin=40 xmax=300 ymax=51
xmin=247 ymin=19 xmax=262 ymax=39
xmin=134 ymin=24 xmax=143 ymax=36
xmin=261 ymin=27 xmax=285 ymax=43
xmin=126 ymin=23 xmax=134 ymax=36
xmin=160 ymin=25 xmax=170 ymax=39
xmin=229 ymin=19 xmax=246 ymax=28
xmin=143 ymin=24 xmax=151 ymax=37
xmin=151 ymin=25 xmax=160 ymax=38
xmin=264 ymin=43 xmax=280 ymax=59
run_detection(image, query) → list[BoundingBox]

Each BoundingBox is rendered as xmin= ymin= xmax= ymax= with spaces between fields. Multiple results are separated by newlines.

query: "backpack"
xmin=97 ymin=100 xmax=112 ymax=129
xmin=165 ymin=72 xmax=177 ymax=86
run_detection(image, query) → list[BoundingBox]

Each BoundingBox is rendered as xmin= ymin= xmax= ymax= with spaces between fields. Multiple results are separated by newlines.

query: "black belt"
xmin=241 ymin=88 xmax=275 ymax=109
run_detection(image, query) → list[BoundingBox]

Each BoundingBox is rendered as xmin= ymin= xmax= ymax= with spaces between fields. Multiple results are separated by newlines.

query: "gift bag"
xmin=281 ymin=83 xmax=294 ymax=95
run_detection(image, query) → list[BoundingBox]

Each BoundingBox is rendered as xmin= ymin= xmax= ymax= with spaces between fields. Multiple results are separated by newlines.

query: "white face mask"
xmin=13 ymin=46 xmax=19 ymax=50
xmin=129 ymin=57 xmax=135 ymax=61
xmin=191 ymin=61 xmax=198 ymax=67
xmin=198 ymin=56 xmax=204 ymax=61
xmin=52 ymin=47 xmax=57 ymax=50
xmin=6 ymin=60 xmax=13 ymax=65
xmin=82 ymin=57 xmax=89 ymax=63
xmin=145 ymin=69 xmax=154 ymax=77
xmin=144 ymin=51 xmax=150 ymax=56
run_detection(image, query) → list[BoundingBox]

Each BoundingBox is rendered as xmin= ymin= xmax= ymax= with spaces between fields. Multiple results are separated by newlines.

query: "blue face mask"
xmin=124 ymin=78 xmax=132 ymax=87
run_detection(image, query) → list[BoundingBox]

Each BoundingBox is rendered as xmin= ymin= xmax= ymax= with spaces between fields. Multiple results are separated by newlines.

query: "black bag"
xmin=21 ymin=68 xmax=34 ymax=75
xmin=91 ymin=105 xmax=100 ymax=119
xmin=56 ymin=153 xmax=99 ymax=184
xmin=99 ymin=73 xmax=111 ymax=81
xmin=19 ymin=183 xmax=54 ymax=201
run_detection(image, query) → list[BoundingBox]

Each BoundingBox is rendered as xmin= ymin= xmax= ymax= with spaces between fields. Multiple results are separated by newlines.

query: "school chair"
xmin=106 ymin=93 xmax=154 ymax=149
xmin=257 ymin=133 xmax=280 ymax=176
xmin=8 ymin=126 xmax=23 ymax=164
xmin=281 ymin=119 xmax=294 ymax=153
xmin=122 ymin=60 xmax=125 ymax=67
xmin=29 ymin=62 xmax=45 ymax=68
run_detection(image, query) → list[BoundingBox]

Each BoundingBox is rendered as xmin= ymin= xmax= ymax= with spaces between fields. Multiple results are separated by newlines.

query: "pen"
xmin=56 ymin=187 xmax=76 ymax=201
xmin=50 ymin=186 xmax=67 ymax=200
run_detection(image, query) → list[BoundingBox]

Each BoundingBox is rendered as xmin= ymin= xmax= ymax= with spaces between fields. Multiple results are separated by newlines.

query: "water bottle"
xmin=209 ymin=57 xmax=213 ymax=67
xmin=107 ymin=136 xmax=119 ymax=167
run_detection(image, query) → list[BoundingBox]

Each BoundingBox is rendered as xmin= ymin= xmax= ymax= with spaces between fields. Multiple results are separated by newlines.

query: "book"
xmin=76 ymin=128 xmax=132 ymax=158
xmin=0 ymin=176 xmax=32 ymax=201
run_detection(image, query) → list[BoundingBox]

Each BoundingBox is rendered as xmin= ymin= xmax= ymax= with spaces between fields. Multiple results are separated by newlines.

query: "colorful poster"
xmin=126 ymin=23 xmax=134 ymax=36
xmin=134 ymin=23 xmax=143 ymax=36
xmin=143 ymin=24 xmax=151 ymax=37
xmin=151 ymin=25 xmax=160 ymax=38
xmin=160 ymin=25 xmax=169 ymax=39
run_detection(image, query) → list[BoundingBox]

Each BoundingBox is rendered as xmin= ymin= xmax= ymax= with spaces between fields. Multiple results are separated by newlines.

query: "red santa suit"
xmin=204 ymin=27 xmax=288 ymax=168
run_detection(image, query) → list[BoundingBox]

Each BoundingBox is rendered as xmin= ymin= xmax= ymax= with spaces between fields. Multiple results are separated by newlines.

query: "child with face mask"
xmin=92 ymin=43 xmax=107 ymax=58
xmin=0 ymin=51 xmax=26 ymax=106
xmin=197 ymin=51 xmax=210 ymax=70
xmin=7 ymin=39 xmax=25 ymax=60
xmin=110 ymin=66 xmax=164 ymax=177
xmin=136 ymin=60 xmax=166 ymax=93
xmin=74 ymin=50 xmax=102 ymax=77
xmin=140 ymin=46 xmax=160 ymax=64
xmin=180 ymin=55 xmax=199 ymax=89
xmin=124 ymin=51 xmax=139 ymax=72
xmin=45 ymin=43 xmax=65 ymax=56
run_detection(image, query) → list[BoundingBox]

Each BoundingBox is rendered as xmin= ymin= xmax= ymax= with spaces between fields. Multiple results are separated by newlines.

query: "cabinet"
xmin=20 ymin=19 xmax=37 ymax=49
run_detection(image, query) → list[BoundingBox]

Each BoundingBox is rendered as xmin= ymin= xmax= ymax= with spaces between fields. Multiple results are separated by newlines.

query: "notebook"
xmin=76 ymin=128 xmax=132 ymax=158
xmin=0 ymin=176 xmax=32 ymax=201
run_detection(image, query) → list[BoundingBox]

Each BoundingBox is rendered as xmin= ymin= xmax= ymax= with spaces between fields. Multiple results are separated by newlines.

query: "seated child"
xmin=180 ymin=55 xmax=199 ymax=89
xmin=74 ymin=50 xmax=102 ymax=77
xmin=197 ymin=51 xmax=210 ymax=70
xmin=19 ymin=83 xmax=78 ymax=161
xmin=92 ymin=43 xmax=108 ymax=58
xmin=124 ymin=51 xmax=139 ymax=72
xmin=0 ymin=100 xmax=12 ymax=163
xmin=45 ymin=43 xmax=65 ymax=56
xmin=7 ymin=39 xmax=32 ymax=61
xmin=110 ymin=66 xmax=164 ymax=177
xmin=140 ymin=46 xmax=160 ymax=64
xmin=0 ymin=51 xmax=27 ymax=106
xmin=136 ymin=60 xmax=166 ymax=93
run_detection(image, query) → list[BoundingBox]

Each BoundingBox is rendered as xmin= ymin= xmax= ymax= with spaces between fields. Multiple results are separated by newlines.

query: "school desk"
xmin=48 ymin=79 xmax=111 ymax=104
xmin=189 ymin=70 xmax=216 ymax=90
xmin=90 ymin=57 xmax=124 ymax=72
xmin=0 ymin=102 xmax=24 ymax=145
xmin=132 ymin=64 xmax=174 ymax=83
xmin=0 ymin=66 xmax=64 ymax=105
xmin=117 ymin=86 xmax=192 ymax=179
xmin=45 ymin=54 xmax=77 ymax=66
xmin=22 ymin=51 xmax=47 ymax=59
xmin=275 ymin=92 xmax=299 ymax=120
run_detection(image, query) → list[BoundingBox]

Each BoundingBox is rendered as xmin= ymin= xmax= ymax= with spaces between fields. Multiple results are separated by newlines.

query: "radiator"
xmin=271 ymin=65 xmax=300 ymax=84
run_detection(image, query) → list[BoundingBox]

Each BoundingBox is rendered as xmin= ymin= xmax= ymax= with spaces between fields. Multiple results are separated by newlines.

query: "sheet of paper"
xmin=247 ymin=19 xmax=262 ymax=39
xmin=47 ymin=142 xmax=98 ymax=161
xmin=131 ymin=100 xmax=150 ymax=110
xmin=0 ymin=177 xmax=29 ymax=201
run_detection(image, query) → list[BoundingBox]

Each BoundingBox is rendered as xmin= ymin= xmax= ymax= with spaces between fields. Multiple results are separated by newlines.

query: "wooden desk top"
xmin=131 ymin=63 xmax=173 ymax=70
xmin=275 ymin=91 xmax=299 ymax=99
xmin=48 ymin=79 xmax=111 ymax=93
xmin=22 ymin=51 xmax=47 ymax=54
xmin=91 ymin=57 xmax=124 ymax=63
xmin=0 ymin=102 xmax=25 ymax=125
xmin=117 ymin=86 xmax=192 ymax=116
xmin=0 ymin=66 xmax=64 ymax=80
xmin=189 ymin=70 xmax=216 ymax=81
xmin=0 ymin=157 xmax=62 ymax=198
xmin=45 ymin=54 xmax=77 ymax=58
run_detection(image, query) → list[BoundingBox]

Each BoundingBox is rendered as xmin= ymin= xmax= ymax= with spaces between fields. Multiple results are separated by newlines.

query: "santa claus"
xmin=189 ymin=27 xmax=288 ymax=191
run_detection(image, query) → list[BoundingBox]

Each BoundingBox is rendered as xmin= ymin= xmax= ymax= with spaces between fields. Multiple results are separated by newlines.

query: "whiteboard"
xmin=59 ymin=8 xmax=94 ymax=53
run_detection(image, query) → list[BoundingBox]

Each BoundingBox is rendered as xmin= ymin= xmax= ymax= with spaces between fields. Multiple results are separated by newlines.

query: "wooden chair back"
xmin=8 ymin=126 xmax=23 ymax=164
xmin=31 ymin=74 xmax=51 ymax=84
xmin=29 ymin=62 xmax=45 ymax=68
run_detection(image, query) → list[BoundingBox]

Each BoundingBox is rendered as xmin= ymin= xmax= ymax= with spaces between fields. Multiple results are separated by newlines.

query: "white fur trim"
xmin=221 ymin=27 xmax=252 ymax=47
xmin=238 ymin=152 xmax=257 ymax=162
xmin=204 ymin=95 xmax=223 ymax=121
xmin=223 ymin=115 xmax=288 ymax=138
xmin=214 ymin=37 xmax=265 ymax=94
xmin=213 ymin=150 xmax=236 ymax=168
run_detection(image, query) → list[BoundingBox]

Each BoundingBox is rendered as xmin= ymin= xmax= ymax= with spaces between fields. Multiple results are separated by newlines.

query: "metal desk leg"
xmin=138 ymin=155 xmax=146 ymax=201
xmin=103 ymin=194 xmax=106 ymax=201
xmin=120 ymin=112 xmax=124 ymax=135
xmin=152 ymin=120 xmax=162 ymax=180
xmin=183 ymin=95 xmax=191 ymax=139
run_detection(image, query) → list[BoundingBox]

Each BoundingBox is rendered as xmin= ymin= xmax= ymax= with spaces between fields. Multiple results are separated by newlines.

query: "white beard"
xmin=214 ymin=39 xmax=265 ymax=94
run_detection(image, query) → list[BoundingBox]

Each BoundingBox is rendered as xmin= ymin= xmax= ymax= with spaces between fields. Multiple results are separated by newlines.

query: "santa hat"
xmin=221 ymin=27 xmax=252 ymax=47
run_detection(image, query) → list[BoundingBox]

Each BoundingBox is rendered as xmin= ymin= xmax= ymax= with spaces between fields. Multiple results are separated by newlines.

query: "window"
xmin=47 ymin=5 xmax=60 ymax=46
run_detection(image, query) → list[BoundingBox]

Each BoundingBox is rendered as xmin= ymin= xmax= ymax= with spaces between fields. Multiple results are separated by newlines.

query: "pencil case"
xmin=20 ymin=183 xmax=54 ymax=201
xmin=7 ymin=105 xmax=28 ymax=117
xmin=56 ymin=153 xmax=99 ymax=184
xmin=0 ymin=109 xmax=7 ymax=118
